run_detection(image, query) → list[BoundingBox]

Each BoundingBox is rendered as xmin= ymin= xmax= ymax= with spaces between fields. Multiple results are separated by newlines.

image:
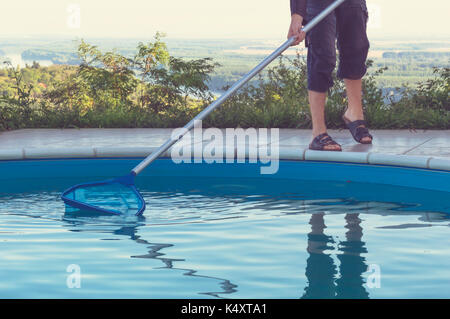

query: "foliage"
xmin=133 ymin=33 xmax=218 ymax=112
xmin=0 ymin=36 xmax=448 ymax=131
xmin=408 ymin=67 xmax=449 ymax=112
xmin=378 ymin=67 xmax=449 ymax=129
xmin=0 ymin=61 xmax=36 ymax=128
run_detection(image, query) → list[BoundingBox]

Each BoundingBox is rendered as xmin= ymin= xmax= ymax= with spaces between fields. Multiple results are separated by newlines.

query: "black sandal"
xmin=309 ymin=133 xmax=342 ymax=151
xmin=342 ymin=116 xmax=373 ymax=144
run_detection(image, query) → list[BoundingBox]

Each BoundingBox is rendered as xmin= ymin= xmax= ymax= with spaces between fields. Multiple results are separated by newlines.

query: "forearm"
xmin=287 ymin=0 xmax=306 ymax=45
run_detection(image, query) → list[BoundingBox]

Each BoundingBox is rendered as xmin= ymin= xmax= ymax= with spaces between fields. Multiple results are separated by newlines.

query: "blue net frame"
xmin=61 ymin=173 xmax=146 ymax=216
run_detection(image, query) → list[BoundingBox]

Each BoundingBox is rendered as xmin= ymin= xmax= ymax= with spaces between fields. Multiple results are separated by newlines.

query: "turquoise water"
xmin=0 ymin=160 xmax=449 ymax=298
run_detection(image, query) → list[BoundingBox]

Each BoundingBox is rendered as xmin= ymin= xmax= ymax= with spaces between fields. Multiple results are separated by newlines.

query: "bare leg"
xmin=309 ymin=90 xmax=341 ymax=151
xmin=343 ymin=79 xmax=372 ymax=143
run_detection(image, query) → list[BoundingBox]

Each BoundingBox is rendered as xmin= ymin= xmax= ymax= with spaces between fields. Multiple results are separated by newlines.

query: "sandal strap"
xmin=355 ymin=126 xmax=371 ymax=138
xmin=344 ymin=119 xmax=372 ymax=143
xmin=310 ymin=133 xmax=341 ymax=150
xmin=314 ymin=133 xmax=335 ymax=145
xmin=346 ymin=120 xmax=367 ymax=132
xmin=317 ymin=133 xmax=336 ymax=142
xmin=352 ymin=125 xmax=372 ymax=142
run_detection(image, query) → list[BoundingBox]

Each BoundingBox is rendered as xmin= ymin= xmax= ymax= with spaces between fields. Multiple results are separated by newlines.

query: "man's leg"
xmin=309 ymin=90 xmax=341 ymax=150
xmin=343 ymin=78 xmax=371 ymax=143
xmin=305 ymin=0 xmax=341 ymax=150
xmin=336 ymin=0 xmax=372 ymax=143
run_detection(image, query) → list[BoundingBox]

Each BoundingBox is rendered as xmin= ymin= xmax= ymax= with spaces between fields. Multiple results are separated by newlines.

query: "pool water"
xmin=0 ymin=160 xmax=449 ymax=298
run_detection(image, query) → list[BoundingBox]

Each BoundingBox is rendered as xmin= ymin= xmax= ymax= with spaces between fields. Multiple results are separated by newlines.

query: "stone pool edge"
xmin=1 ymin=147 xmax=449 ymax=172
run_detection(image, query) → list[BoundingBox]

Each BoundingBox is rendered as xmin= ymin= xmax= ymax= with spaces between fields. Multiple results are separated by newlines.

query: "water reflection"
xmin=1 ymin=173 xmax=449 ymax=298
xmin=63 ymin=213 xmax=238 ymax=298
xmin=336 ymin=214 xmax=369 ymax=299
xmin=301 ymin=213 xmax=338 ymax=299
xmin=63 ymin=208 xmax=373 ymax=299
xmin=301 ymin=213 xmax=369 ymax=299
xmin=60 ymin=186 xmax=448 ymax=299
xmin=117 ymin=225 xmax=238 ymax=298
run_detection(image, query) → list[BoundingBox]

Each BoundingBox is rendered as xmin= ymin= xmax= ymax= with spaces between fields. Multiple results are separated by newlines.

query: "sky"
xmin=0 ymin=0 xmax=449 ymax=39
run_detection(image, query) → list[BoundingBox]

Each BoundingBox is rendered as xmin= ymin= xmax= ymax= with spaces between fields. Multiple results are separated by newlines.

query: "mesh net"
xmin=63 ymin=181 xmax=144 ymax=215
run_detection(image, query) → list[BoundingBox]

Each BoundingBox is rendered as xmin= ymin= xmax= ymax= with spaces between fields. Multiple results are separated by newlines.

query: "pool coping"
xmin=1 ymin=146 xmax=450 ymax=172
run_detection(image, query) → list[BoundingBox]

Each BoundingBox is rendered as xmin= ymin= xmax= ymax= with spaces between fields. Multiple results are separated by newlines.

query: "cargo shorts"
xmin=305 ymin=0 xmax=370 ymax=92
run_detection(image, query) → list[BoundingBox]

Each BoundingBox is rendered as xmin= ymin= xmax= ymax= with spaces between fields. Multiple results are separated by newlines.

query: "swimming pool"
xmin=0 ymin=157 xmax=449 ymax=298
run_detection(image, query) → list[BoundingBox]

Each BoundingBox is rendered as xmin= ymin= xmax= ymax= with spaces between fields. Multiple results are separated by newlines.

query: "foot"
xmin=309 ymin=132 xmax=342 ymax=151
xmin=343 ymin=109 xmax=372 ymax=144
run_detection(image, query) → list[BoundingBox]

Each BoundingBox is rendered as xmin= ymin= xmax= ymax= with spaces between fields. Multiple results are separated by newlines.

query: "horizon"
xmin=1 ymin=34 xmax=450 ymax=41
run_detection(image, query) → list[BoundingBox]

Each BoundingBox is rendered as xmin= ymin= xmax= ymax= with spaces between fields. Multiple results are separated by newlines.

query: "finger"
xmin=298 ymin=31 xmax=306 ymax=43
xmin=287 ymin=29 xmax=294 ymax=39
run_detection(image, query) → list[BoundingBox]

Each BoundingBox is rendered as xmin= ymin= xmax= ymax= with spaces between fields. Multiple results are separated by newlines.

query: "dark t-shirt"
xmin=290 ymin=0 xmax=307 ymax=18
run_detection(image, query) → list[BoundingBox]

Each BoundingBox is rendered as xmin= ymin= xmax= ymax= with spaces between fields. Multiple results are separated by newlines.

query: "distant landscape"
xmin=1 ymin=36 xmax=449 ymax=92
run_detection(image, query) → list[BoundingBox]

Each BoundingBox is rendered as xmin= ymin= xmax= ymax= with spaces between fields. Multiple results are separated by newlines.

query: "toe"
xmin=361 ymin=136 xmax=372 ymax=143
xmin=324 ymin=144 xmax=341 ymax=151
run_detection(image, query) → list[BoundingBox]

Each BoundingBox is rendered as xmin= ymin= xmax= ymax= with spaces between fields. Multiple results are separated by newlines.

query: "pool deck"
xmin=0 ymin=128 xmax=449 ymax=170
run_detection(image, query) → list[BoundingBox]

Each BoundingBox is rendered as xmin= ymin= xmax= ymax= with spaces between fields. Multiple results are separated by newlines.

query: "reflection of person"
xmin=288 ymin=0 xmax=373 ymax=151
xmin=301 ymin=213 xmax=369 ymax=299
xmin=335 ymin=214 xmax=369 ymax=299
xmin=301 ymin=213 xmax=337 ymax=298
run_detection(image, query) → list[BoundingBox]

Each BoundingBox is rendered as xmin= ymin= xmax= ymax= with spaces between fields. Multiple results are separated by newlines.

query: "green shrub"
xmin=0 ymin=38 xmax=448 ymax=131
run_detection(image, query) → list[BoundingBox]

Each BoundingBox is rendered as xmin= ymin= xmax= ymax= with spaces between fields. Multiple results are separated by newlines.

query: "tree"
xmin=0 ymin=61 xmax=35 ymax=125
xmin=133 ymin=33 xmax=218 ymax=111
xmin=77 ymin=39 xmax=137 ymax=106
